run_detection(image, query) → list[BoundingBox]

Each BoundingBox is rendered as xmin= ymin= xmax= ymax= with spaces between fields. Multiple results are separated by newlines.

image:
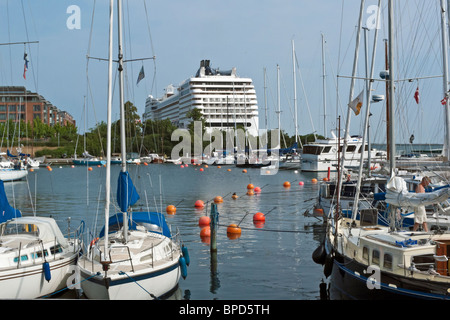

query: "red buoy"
xmin=199 ymin=216 xmax=211 ymax=227
xmin=194 ymin=200 xmax=205 ymax=208
xmin=253 ymin=212 xmax=266 ymax=222
xmin=200 ymin=226 xmax=211 ymax=237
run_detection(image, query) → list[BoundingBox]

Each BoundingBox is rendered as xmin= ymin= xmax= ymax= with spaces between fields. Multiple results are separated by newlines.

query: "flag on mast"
xmin=23 ymin=52 xmax=29 ymax=80
xmin=348 ymin=89 xmax=364 ymax=116
xmin=136 ymin=66 xmax=145 ymax=85
xmin=414 ymin=87 xmax=419 ymax=104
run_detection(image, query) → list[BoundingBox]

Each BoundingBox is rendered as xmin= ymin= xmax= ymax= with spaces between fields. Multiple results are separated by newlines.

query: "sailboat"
xmin=318 ymin=0 xmax=450 ymax=300
xmin=0 ymin=179 xmax=82 ymax=298
xmin=77 ymin=0 xmax=186 ymax=300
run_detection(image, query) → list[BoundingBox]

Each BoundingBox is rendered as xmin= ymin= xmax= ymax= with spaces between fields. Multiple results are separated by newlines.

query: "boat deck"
xmin=79 ymin=230 xmax=181 ymax=276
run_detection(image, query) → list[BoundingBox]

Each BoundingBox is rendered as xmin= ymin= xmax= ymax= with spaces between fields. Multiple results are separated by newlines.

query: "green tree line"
xmin=30 ymin=103 xmax=322 ymax=158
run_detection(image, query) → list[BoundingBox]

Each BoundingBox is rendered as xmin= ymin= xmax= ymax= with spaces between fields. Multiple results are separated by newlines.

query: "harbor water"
xmin=5 ymin=163 xmax=329 ymax=300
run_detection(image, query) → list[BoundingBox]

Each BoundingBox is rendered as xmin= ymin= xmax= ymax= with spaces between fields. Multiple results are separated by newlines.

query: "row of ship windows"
xmin=13 ymin=244 xmax=63 ymax=263
xmin=362 ymin=246 xmax=393 ymax=270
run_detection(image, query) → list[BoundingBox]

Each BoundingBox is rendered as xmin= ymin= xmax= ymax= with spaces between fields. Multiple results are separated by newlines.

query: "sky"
xmin=0 ymin=0 xmax=447 ymax=145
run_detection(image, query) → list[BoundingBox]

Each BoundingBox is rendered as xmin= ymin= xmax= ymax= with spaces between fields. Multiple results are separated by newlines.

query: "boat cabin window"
xmin=358 ymin=145 xmax=368 ymax=153
xmin=322 ymin=146 xmax=331 ymax=154
xmin=372 ymin=250 xmax=380 ymax=266
xmin=302 ymin=146 xmax=323 ymax=155
xmin=2 ymin=223 xmax=39 ymax=237
xmin=363 ymin=247 xmax=369 ymax=262
xmin=346 ymin=145 xmax=357 ymax=152
xmin=383 ymin=253 xmax=393 ymax=270
xmin=13 ymin=254 xmax=29 ymax=263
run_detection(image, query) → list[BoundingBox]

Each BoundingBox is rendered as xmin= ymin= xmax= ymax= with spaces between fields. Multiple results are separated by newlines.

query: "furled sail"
xmin=385 ymin=176 xmax=450 ymax=207
xmin=117 ymin=171 xmax=140 ymax=212
xmin=0 ymin=180 xmax=21 ymax=223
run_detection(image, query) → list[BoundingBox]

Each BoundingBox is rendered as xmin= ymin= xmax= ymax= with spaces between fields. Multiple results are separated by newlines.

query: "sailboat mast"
xmin=118 ymin=0 xmax=126 ymax=173
xmin=117 ymin=0 xmax=128 ymax=243
xmin=277 ymin=64 xmax=281 ymax=149
xmin=104 ymin=0 xmax=114 ymax=259
xmin=337 ymin=0 xmax=365 ymax=206
xmin=322 ymin=33 xmax=327 ymax=137
xmin=388 ymin=0 xmax=396 ymax=175
xmin=292 ymin=40 xmax=298 ymax=143
xmin=440 ymin=0 xmax=450 ymax=160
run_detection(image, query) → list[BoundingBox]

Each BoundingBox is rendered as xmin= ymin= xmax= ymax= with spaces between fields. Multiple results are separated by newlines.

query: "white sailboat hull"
xmin=79 ymin=259 xmax=181 ymax=300
xmin=0 ymin=254 xmax=77 ymax=299
xmin=0 ymin=169 xmax=28 ymax=182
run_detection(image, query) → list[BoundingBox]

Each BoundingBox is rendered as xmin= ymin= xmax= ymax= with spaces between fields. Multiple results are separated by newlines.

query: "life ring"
xmin=90 ymin=237 xmax=99 ymax=248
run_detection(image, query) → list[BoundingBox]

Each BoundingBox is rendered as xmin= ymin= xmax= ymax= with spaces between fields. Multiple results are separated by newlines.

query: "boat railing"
xmin=63 ymin=219 xmax=85 ymax=254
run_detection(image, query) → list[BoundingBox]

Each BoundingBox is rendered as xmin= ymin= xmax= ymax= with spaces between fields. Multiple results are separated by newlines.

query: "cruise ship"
xmin=143 ymin=60 xmax=259 ymax=137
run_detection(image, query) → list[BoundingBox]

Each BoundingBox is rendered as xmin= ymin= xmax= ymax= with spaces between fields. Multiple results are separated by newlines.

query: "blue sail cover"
xmin=99 ymin=212 xmax=172 ymax=238
xmin=117 ymin=171 xmax=140 ymax=212
xmin=0 ymin=180 xmax=21 ymax=223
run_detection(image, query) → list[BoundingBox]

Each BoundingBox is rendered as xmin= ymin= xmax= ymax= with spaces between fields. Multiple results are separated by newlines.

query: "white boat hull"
xmin=79 ymin=260 xmax=181 ymax=300
xmin=0 ymin=169 xmax=28 ymax=182
xmin=0 ymin=255 xmax=77 ymax=299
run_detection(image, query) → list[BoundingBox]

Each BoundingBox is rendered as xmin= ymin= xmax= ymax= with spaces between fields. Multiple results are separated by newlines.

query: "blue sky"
xmin=0 ymin=0 xmax=447 ymax=145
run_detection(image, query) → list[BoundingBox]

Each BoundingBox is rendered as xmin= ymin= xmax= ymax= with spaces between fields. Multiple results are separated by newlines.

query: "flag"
xmin=414 ymin=87 xmax=419 ymax=104
xmin=348 ymin=90 xmax=364 ymax=116
xmin=136 ymin=66 xmax=145 ymax=85
xmin=23 ymin=52 xmax=29 ymax=80
xmin=442 ymin=96 xmax=448 ymax=106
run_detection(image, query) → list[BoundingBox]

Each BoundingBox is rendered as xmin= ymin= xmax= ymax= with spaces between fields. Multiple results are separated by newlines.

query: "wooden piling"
xmin=210 ymin=203 xmax=218 ymax=252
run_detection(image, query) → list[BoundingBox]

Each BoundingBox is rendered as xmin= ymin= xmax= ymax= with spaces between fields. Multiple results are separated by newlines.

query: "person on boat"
xmin=413 ymin=176 xmax=431 ymax=232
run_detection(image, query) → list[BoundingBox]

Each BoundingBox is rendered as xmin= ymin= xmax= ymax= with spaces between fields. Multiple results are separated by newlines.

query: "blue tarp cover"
xmin=117 ymin=171 xmax=140 ymax=212
xmin=0 ymin=180 xmax=21 ymax=223
xmin=99 ymin=211 xmax=172 ymax=238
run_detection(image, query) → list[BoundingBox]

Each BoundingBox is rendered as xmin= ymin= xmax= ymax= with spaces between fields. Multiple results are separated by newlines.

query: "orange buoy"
xmin=194 ymin=200 xmax=205 ymax=208
xmin=242 ymin=169 xmax=247 ymax=173
xmin=214 ymin=196 xmax=223 ymax=203
xmin=199 ymin=216 xmax=211 ymax=227
xmin=144 ymin=162 xmax=148 ymax=166
xmin=254 ymin=187 xmax=261 ymax=193
xmin=217 ymin=166 xmax=221 ymax=169
xmin=323 ymin=177 xmax=329 ymax=181
xmin=88 ymin=167 xmax=93 ymax=171
xmin=204 ymin=165 xmax=208 ymax=168
xmin=199 ymin=168 xmax=204 ymax=172
xmin=97 ymin=165 xmax=101 ymax=167
xmin=227 ymin=168 xmax=231 ymax=171
xmin=29 ymin=168 xmax=34 ymax=172
xmin=46 ymin=166 xmax=52 ymax=171
xmin=231 ymin=193 xmax=238 ymax=200
xmin=314 ymin=208 xmax=324 ymax=215
xmin=283 ymin=181 xmax=291 ymax=188
xmin=227 ymin=223 xmax=242 ymax=234
xmin=253 ymin=212 xmax=266 ymax=222
xmin=181 ymin=165 xmax=185 ymax=168
xmin=311 ymin=178 xmax=318 ymax=183
xmin=247 ymin=183 xmax=254 ymax=190
xmin=200 ymin=226 xmax=211 ymax=237
xmin=166 ymin=205 xmax=177 ymax=214
xmin=247 ymin=190 xmax=254 ymax=196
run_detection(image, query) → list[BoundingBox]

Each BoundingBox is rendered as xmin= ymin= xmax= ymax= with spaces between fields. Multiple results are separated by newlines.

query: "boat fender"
xmin=43 ymin=262 xmax=51 ymax=282
xmin=182 ymin=245 xmax=190 ymax=266
xmin=323 ymin=253 xmax=334 ymax=278
xmin=312 ymin=243 xmax=326 ymax=265
xmin=179 ymin=257 xmax=188 ymax=279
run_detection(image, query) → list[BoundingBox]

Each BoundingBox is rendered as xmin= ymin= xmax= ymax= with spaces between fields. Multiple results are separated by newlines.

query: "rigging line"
xmin=20 ymin=0 xmax=37 ymax=91
xmin=142 ymin=0 xmax=158 ymax=97
xmin=6 ymin=0 xmax=13 ymax=83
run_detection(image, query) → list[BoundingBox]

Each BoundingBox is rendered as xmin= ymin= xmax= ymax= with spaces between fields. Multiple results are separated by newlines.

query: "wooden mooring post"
xmin=210 ymin=203 xmax=219 ymax=252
